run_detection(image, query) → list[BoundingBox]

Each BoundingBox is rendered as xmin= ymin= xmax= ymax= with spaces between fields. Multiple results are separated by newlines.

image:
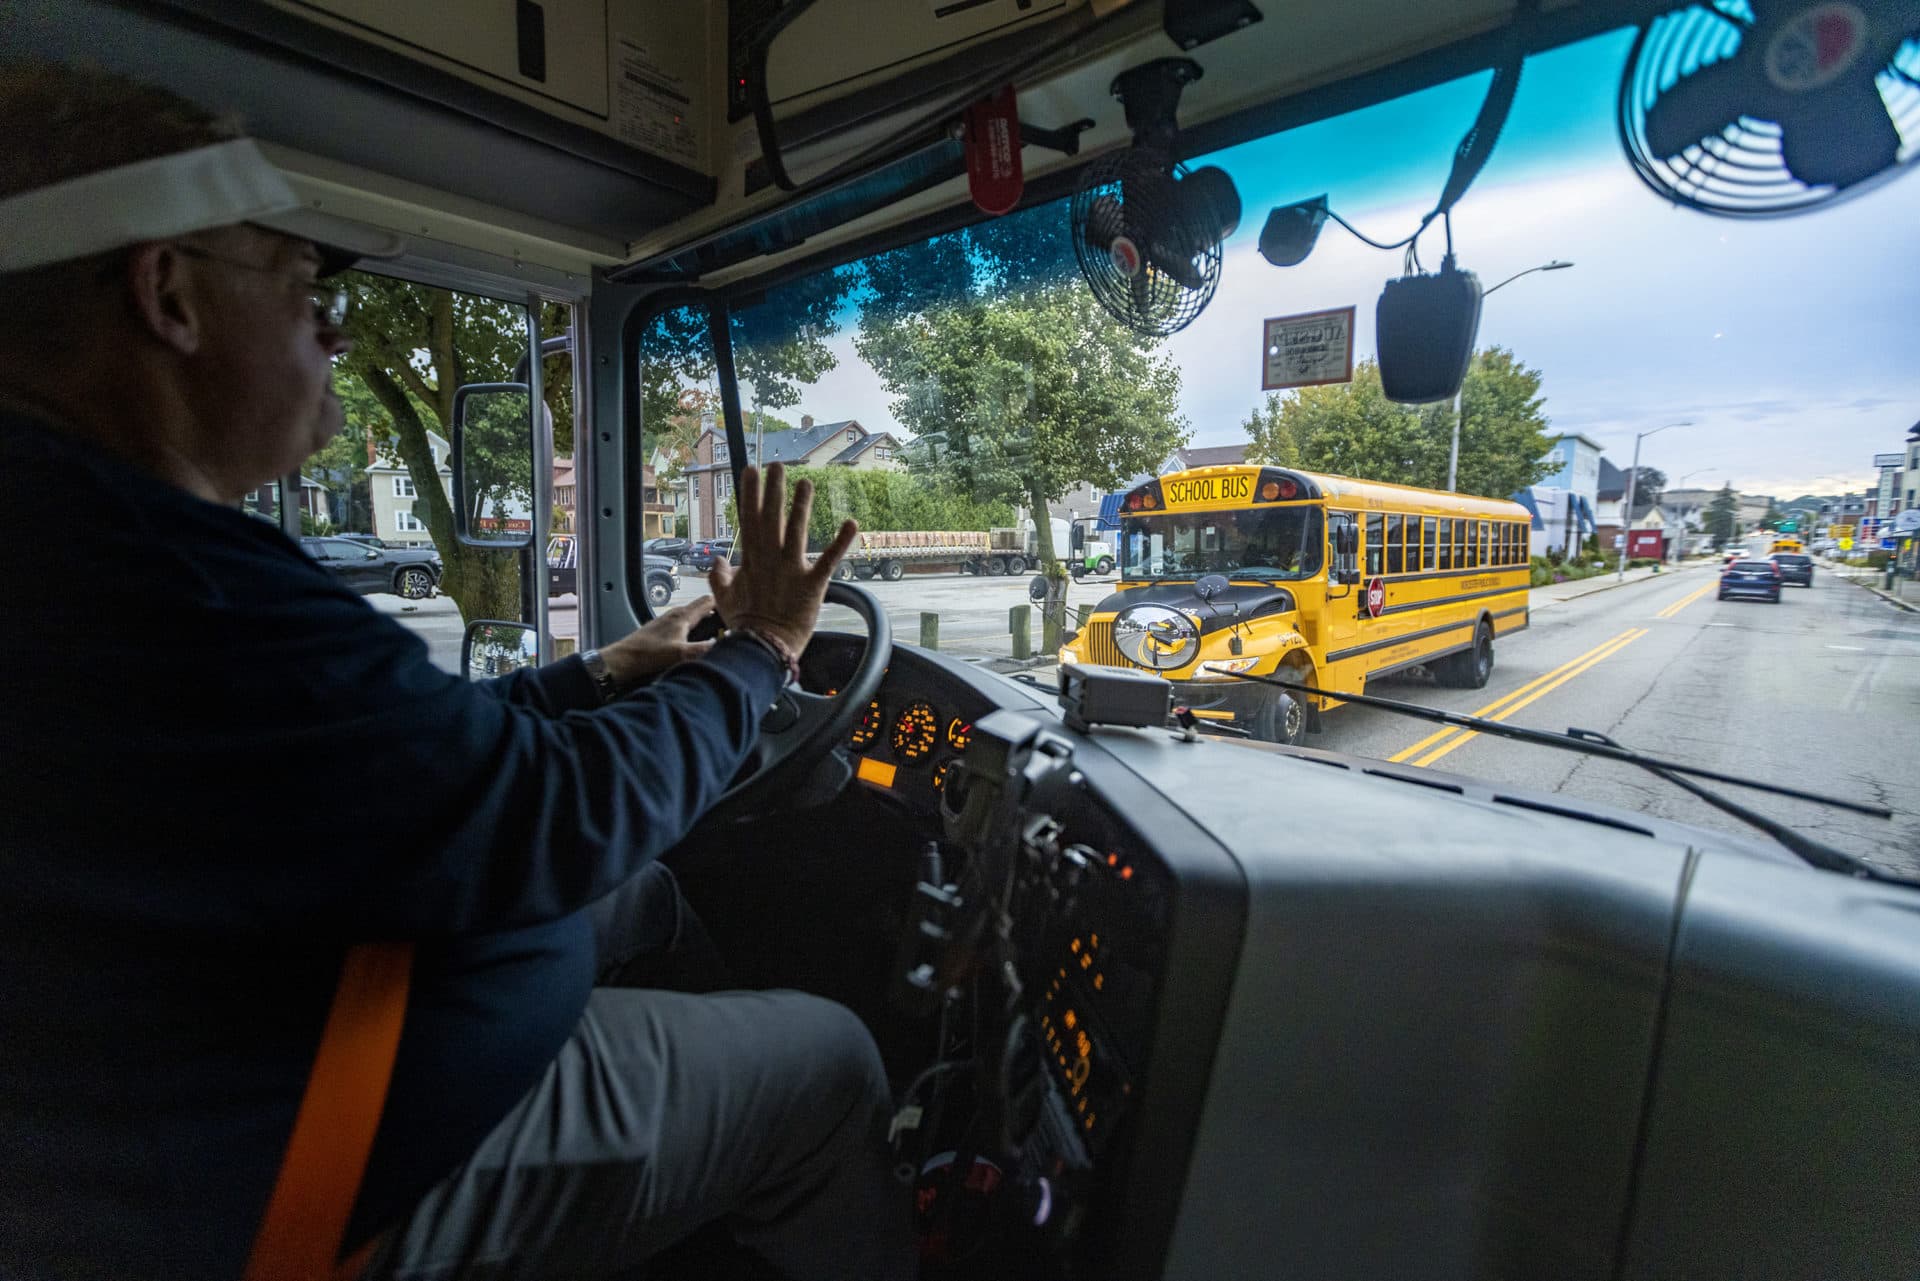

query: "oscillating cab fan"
xmin=1621 ymin=0 xmax=1920 ymax=214
xmin=1070 ymin=58 xmax=1242 ymax=337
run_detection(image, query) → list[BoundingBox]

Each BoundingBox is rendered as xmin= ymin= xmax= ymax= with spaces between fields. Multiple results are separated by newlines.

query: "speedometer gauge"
xmin=891 ymin=701 xmax=938 ymax=763
xmin=945 ymin=717 xmax=972 ymax=751
xmin=850 ymin=700 xmax=884 ymax=750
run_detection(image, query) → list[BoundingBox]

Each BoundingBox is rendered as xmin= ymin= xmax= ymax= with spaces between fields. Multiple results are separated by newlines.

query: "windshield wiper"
xmin=1224 ymin=672 xmax=1899 ymax=882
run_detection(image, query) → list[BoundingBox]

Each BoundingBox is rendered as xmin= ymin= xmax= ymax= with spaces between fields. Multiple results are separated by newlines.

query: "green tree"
xmin=1626 ymin=466 xmax=1666 ymax=507
xmin=1241 ymin=393 xmax=1300 ymax=467
xmin=334 ymin=279 xmax=574 ymax=623
xmin=1706 ymin=484 xmax=1739 ymax=549
xmin=855 ymin=283 xmax=1187 ymax=569
xmin=1260 ymin=349 xmax=1556 ymax=498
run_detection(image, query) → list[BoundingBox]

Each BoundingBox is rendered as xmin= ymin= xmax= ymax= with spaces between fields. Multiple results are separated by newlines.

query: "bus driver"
xmin=0 ymin=65 xmax=915 ymax=1281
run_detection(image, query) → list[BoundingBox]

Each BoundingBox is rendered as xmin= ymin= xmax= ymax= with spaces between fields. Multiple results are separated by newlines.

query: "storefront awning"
xmin=1096 ymin=492 xmax=1125 ymax=531
xmin=1511 ymin=488 xmax=1544 ymax=529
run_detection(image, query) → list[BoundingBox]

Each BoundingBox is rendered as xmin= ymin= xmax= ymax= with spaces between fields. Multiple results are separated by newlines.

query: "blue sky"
xmin=786 ymin=27 xmax=1920 ymax=500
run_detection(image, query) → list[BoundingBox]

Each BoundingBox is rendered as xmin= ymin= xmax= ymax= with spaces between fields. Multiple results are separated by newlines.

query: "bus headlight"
xmin=1112 ymin=604 xmax=1199 ymax=670
xmin=1199 ymin=656 xmax=1259 ymax=676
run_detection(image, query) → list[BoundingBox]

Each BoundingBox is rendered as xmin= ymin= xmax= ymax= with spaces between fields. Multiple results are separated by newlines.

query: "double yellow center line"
xmin=1656 ymin=582 xmax=1717 ymax=619
xmin=1387 ymin=628 xmax=1649 ymax=768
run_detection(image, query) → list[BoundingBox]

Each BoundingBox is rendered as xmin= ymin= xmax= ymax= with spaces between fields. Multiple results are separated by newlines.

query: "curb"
xmin=1533 ymin=564 xmax=1706 ymax=607
xmin=1832 ymin=572 xmax=1919 ymax=613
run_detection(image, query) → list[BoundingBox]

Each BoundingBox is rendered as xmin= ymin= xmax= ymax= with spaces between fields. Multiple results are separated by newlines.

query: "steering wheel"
xmin=700 ymin=580 xmax=892 ymax=823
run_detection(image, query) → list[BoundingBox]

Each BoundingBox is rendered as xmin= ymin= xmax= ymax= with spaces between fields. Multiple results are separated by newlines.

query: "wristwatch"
xmin=579 ymin=648 xmax=621 ymax=704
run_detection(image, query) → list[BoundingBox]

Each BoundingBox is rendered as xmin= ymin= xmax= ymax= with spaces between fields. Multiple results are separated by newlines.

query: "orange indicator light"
xmin=1120 ymin=866 xmax=1134 ymax=880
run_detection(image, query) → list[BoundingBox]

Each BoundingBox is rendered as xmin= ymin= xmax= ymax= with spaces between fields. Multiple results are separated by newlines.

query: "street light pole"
xmin=1447 ymin=260 xmax=1573 ymax=492
xmin=1617 ymin=420 xmax=1690 ymax=582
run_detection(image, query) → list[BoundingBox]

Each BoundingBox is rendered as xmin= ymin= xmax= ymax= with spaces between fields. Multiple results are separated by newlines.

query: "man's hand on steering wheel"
xmin=709 ymin=462 xmax=859 ymax=659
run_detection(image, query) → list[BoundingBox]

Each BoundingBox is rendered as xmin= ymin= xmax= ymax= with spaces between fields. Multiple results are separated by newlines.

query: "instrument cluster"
xmin=796 ymin=639 xmax=983 ymax=813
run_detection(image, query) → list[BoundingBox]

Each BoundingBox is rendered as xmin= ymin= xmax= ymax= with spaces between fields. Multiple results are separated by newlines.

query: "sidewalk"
xmin=1824 ymin=563 xmax=1919 ymax=613
xmin=1530 ymin=559 xmax=1706 ymax=609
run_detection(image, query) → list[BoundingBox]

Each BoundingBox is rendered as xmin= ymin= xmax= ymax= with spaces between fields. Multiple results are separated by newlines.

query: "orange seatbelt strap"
xmin=243 ymin=941 xmax=413 ymax=1281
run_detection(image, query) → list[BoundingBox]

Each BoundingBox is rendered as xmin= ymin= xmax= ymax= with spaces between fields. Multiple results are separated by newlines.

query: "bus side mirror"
xmin=452 ymin=382 xmax=536 ymax=549
xmin=1336 ymin=525 xmax=1358 ymax=556
xmin=462 ymin=620 xmax=537 ymax=680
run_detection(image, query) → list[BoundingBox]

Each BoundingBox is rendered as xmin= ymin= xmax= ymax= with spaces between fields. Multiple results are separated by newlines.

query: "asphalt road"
xmin=1319 ymin=563 xmax=1920 ymax=878
xmin=398 ymin=561 xmax=1919 ymax=877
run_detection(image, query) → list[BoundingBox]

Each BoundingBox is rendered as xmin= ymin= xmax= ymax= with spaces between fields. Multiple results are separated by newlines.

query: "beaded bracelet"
xmin=731 ymin=625 xmax=802 ymax=687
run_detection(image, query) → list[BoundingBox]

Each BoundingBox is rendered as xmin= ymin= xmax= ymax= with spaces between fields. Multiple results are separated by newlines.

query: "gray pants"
xmin=364 ymin=866 xmax=917 ymax=1281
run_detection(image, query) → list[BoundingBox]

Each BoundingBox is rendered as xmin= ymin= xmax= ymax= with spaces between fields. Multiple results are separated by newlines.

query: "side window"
xmin=1438 ymin=518 xmax=1454 ymax=571
xmin=1386 ymin=514 xmax=1404 ymax=574
xmin=1366 ymin=513 xmax=1383 ymax=577
xmin=1422 ymin=517 xmax=1437 ymax=572
xmin=320 ymin=272 xmax=553 ymax=672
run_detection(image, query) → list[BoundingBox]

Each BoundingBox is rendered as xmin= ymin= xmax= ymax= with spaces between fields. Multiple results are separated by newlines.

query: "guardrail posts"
xmin=1009 ymin=604 xmax=1031 ymax=659
xmin=920 ymin=612 xmax=940 ymax=649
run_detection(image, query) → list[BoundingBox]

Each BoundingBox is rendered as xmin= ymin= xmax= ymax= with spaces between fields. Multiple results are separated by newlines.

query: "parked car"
xmin=1718 ymin=558 xmax=1782 ymax=604
xmin=334 ymin=532 xmax=388 ymax=548
xmin=1767 ymin=552 xmax=1814 ymax=587
xmin=301 ymin=535 xmax=441 ymax=599
xmin=644 ymin=536 xmax=691 ymax=562
xmin=547 ymin=536 xmax=678 ymax=609
xmin=684 ymin=538 xmax=735 ymax=571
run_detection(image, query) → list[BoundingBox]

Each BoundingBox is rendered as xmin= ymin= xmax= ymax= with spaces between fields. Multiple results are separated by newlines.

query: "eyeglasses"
xmin=172 ymin=244 xmax=350 ymax=327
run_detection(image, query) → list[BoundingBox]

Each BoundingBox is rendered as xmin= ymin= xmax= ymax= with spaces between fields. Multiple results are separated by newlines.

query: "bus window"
xmin=1419 ymin=517 xmax=1435 ymax=572
xmin=1366 ymin=514 xmax=1383 ymax=577
xmin=1387 ymin=515 xmax=1404 ymax=574
xmin=1451 ymin=519 xmax=1465 ymax=571
xmin=1437 ymin=519 xmax=1452 ymax=571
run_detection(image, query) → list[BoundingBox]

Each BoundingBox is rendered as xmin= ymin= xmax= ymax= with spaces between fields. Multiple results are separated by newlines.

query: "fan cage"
xmin=1619 ymin=3 xmax=1920 ymax=216
xmin=1069 ymin=148 xmax=1225 ymax=338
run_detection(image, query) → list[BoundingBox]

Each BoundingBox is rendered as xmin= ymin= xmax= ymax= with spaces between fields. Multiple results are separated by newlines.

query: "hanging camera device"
xmin=1376 ymin=254 xmax=1484 ymax=403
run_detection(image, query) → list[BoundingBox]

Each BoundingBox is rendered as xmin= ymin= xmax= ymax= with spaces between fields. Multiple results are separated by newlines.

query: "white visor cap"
xmin=0 ymin=138 xmax=405 ymax=275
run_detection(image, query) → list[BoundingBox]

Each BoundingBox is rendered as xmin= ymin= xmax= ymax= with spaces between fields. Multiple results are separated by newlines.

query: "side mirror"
xmin=1336 ymin=525 xmax=1358 ymax=556
xmin=452 ymin=382 xmax=536 ymax=549
xmin=1338 ymin=568 xmax=1362 ymax=586
xmin=462 ymin=620 xmax=538 ymax=680
xmin=364 ymin=549 xmax=380 ymax=559
xmin=1028 ymin=575 xmax=1049 ymax=603
xmin=1194 ymin=573 xmax=1230 ymax=601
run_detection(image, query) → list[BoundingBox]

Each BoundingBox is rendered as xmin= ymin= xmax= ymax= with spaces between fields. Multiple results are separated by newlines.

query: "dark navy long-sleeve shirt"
xmin=0 ymin=413 xmax=785 ymax=1278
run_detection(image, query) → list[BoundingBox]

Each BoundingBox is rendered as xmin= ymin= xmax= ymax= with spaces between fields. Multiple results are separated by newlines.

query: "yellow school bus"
xmin=1769 ymin=536 xmax=1805 ymax=554
xmin=1059 ymin=465 xmax=1531 ymax=743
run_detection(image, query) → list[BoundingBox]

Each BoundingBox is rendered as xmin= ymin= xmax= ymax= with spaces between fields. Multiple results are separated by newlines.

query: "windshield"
xmin=641 ymin=26 xmax=1920 ymax=878
xmin=1121 ymin=508 xmax=1323 ymax=579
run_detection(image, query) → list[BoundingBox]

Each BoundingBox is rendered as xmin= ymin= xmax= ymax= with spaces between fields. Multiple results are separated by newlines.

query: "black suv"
xmin=302 ymin=536 xmax=442 ymax=599
xmin=1767 ymin=552 xmax=1814 ymax=587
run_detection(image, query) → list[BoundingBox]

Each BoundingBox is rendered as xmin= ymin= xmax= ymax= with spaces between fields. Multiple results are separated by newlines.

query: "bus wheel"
xmin=1255 ymin=685 xmax=1307 ymax=746
xmin=1438 ymin=624 xmax=1494 ymax=689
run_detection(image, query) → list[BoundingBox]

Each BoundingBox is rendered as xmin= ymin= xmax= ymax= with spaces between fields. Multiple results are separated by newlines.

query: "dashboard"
xmin=793 ymin=636 xmax=1920 ymax=1281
